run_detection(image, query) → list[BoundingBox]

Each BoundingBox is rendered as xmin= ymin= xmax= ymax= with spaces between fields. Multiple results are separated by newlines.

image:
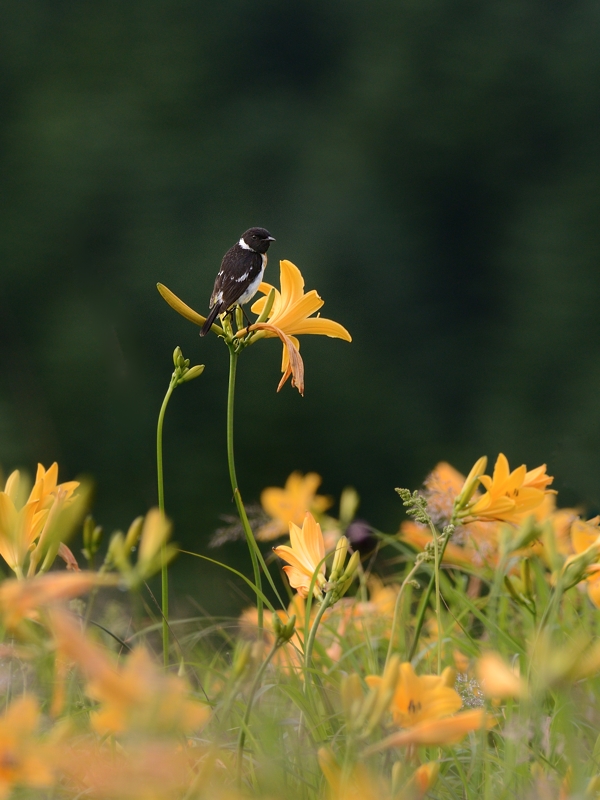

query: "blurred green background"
xmin=2 ymin=0 xmax=600 ymax=611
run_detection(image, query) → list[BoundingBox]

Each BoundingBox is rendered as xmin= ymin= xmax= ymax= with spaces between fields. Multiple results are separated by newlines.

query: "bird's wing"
xmin=209 ymin=248 xmax=263 ymax=310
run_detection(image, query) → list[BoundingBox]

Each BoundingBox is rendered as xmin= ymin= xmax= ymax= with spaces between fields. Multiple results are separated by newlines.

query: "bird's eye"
xmin=252 ymin=234 xmax=257 ymax=239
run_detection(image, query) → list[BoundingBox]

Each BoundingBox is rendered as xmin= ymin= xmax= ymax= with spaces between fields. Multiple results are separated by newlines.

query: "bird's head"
xmin=241 ymin=227 xmax=276 ymax=254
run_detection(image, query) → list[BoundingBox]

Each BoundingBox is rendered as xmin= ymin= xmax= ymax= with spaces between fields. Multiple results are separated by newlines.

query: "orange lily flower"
xmin=250 ymin=260 xmax=351 ymax=389
xmin=366 ymin=662 xmax=462 ymax=728
xmin=273 ymin=512 xmax=327 ymax=599
xmin=365 ymin=708 xmax=493 ymax=751
xmin=258 ymin=471 xmax=332 ymax=541
xmin=0 ymin=695 xmax=55 ymax=797
xmin=50 ymin=611 xmax=209 ymax=736
xmin=461 ymin=453 xmax=554 ymax=524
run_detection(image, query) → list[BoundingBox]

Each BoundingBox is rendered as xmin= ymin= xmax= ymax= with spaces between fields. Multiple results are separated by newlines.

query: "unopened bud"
xmin=561 ymin=538 xmax=600 ymax=589
xmin=279 ymin=614 xmax=296 ymax=643
xmin=454 ymin=456 xmax=488 ymax=512
xmin=255 ymin=287 xmax=276 ymax=324
xmin=339 ymin=550 xmax=360 ymax=584
xmin=107 ymin=531 xmax=129 ymax=572
xmin=364 ymin=654 xmax=400 ymax=735
xmin=329 ymin=536 xmax=349 ymax=581
xmin=173 ymin=346 xmax=183 ymax=367
xmin=339 ymin=487 xmax=360 ymax=527
xmin=235 ymin=306 xmax=244 ymax=330
xmin=124 ymin=516 xmax=144 ymax=553
xmin=181 ymin=364 xmax=205 ymax=382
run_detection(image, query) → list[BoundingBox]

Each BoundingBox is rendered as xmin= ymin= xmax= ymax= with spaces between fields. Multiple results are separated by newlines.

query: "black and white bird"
xmin=200 ymin=227 xmax=276 ymax=336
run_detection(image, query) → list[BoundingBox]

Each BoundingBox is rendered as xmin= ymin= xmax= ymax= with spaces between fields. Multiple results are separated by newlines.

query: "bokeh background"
xmin=2 ymin=0 xmax=600 ymax=611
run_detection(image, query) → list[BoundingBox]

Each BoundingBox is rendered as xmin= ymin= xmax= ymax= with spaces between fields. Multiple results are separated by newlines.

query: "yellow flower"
xmin=318 ymin=747 xmax=389 ymax=800
xmin=476 ymin=652 xmax=528 ymax=699
xmin=0 ymin=695 xmax=54 ymax=798
xmin=257 ymin=471 xmax=333 ymax=541
xmin=273 ymin=512 xmax=327 ymax=599
xmin=366 ymin=708 xmax=493 ymax=751
xmin=250 ymin=260 xmax=351 ymax=389
xmin=0 ymin=572 xmax=117 ymax=631
xmin=462 ymin=453 xmax=554 ymax=524
xmin=366 ymin=662 xmax=462 ymax=728
xmin=0 ymin=464 xmax=80 ymax=576
xmin=28 ymin=462 xmax=79 ymax=510
xmin=50 ymin=611 xmax=209 ymax=736
xmin=567 ymin=516 xmax=600 ymax=607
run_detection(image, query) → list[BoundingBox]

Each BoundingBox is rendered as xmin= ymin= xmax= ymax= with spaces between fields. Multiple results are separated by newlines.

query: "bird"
xmin=200 ymin=227 xmax=276 ymax=336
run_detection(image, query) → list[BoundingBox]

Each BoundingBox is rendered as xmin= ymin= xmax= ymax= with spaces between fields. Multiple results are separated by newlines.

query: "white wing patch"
xmin=236 ymin=272 xmax=249 ymax=282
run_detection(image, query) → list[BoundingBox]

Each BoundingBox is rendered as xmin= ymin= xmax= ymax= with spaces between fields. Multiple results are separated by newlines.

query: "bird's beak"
xmin=267 ymin=236 xmax=276 ymax=241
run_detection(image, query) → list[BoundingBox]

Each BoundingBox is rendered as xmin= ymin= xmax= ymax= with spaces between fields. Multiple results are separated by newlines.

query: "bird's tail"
xmin=200 ymin=304 xmax=222 ymax=337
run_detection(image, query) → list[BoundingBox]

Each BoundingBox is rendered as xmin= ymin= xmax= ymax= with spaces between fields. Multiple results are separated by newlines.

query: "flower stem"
xmin=428 ymin=518 xmax=443 ymax=675
xmin=408 ymin=525 xmax=453 ymax=663
xmin=385 ymin=560 xmax=421 ymax=669
xmin=157 ymin=377 xmax=176 ymax=668
xmin=227 ymin=345 xmax=263 ymax=630
xmin=304 ymin=590 xmax=334 ymax=693
xmin=236 ymin=637 xmax=280 ymax=787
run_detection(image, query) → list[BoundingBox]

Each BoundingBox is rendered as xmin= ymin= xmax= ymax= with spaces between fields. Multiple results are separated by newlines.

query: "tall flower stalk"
xmin=157 ymin=258 xmax=351 ymax=631
xmin=156 ymin=348 xmax=204 ymax=666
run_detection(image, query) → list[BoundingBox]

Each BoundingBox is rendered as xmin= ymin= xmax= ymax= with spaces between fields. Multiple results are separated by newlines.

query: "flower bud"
xmin=339 ymin=550 xmax=360 ymax=584
xmin=454 ymin=456 xmax=488 ymax=512
xmin=235 ymin=306 xmax=244 ymax=331
xmin=172 ymin=346 xmax=183 ymax=367
xmin=363 ymin=654 xmax=400 ymax=735
xmin=329 ymin=536 xmax=349 ymax=582
xmin=255 ymin=287 xmax=276 ymax=324
xmin=124 ymin=516 xmax=144 ymax=554
xmin=180 ymin=364 xmax=205 ymax=382
xmin=279 ymin=614 xmax=297 ymax=643
xmin=339 ymin=487 xmax=360 ymax=527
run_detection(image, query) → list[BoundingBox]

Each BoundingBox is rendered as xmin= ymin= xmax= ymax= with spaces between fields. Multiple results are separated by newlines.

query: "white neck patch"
xmin=238 ymin=237 xmax=252 ymax=250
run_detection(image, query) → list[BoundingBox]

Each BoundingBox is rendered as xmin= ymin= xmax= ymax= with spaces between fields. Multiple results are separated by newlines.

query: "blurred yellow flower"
xmin=0 ymin=571 xmax=117 ymax=631
xmin=568 ymin=516 xmax=600 ymax=607
xmin=273 ymin=512 xmax=327 ymax=599
xmin=28 ymin=462 xmax=79 ymax=510
xmin=366 ymin=662 xmax=462 ymax=728
xmin=462 ymin=453 xmax=554 ymax=524
xmin=50 ymin=611 xmax=209 ymax=736
xmin=318 ymin=747 xmax=389 ymax=800
xmin=367 ymin=708 xmax=492 ymax=751
xmin=250 ymin=260 xmax=351 ymax=389
xmin=257 ymin=471 xmax=332 ymax=541
xmin=476 ymin=652 xmax=528 ymax=699
xmin=0 ymin=464 xmax=80 ymax=576
xmin=0 ymin=695 xmax=54 ymax=798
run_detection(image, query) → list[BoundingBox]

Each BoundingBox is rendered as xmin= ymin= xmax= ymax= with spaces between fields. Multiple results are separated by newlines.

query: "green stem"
xmin=157 ymin=377 xmax=176 ymax=668
xmin=385 ymin=559 xmax=421 ymax=670
xmin=227 ymin=346 xmax=263 ymax=630
xmin=428 ymin=518 xmax=442 ymax=674
xmin=236 ymin=637 xmax=280 ymax=787
xmin=304 ymin=590 xmax=334 ymax=694
xmin=408 ymin=524 xmax=453 ymax=663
